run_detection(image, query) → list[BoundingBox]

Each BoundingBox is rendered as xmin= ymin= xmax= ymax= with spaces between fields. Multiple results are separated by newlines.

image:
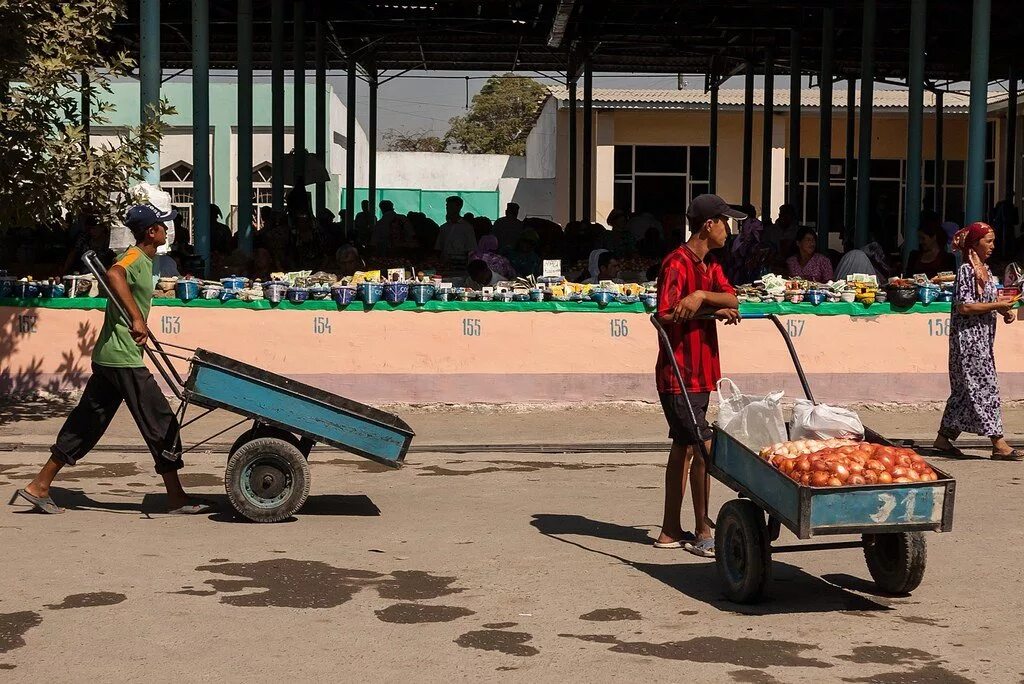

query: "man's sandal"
xmin=653 ymin=531 xmax=697 ymax=549
xmin=685 ymin=537 xmax=715 ymax=558
xmin=9 ymin=489 xmax=63 ymax=514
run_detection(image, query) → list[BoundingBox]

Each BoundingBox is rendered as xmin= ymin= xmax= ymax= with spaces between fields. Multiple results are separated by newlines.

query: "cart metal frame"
xmin=651 ymin=311 xmax=956 ymax=602
xmin=82 ymin=251 xmax=414 ymax=522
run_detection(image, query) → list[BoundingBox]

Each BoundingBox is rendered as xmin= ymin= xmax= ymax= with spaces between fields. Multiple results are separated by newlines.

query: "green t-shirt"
xmin=92 ymin=246 xmax=153 ymax=368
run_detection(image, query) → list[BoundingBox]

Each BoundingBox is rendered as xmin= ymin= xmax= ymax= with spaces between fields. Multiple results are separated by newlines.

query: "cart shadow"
xmin=531 ymin=513 xmax=894 ymax=616
xmin=206 ymin=494 xmax=381 ymax=523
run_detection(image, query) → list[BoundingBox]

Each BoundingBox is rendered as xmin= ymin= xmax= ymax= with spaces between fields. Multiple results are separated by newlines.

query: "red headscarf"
xmin=951 ymin=221 xmax=994 ymax=296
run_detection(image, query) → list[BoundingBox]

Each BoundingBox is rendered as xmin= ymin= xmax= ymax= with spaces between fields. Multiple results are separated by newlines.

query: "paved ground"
xmin=1 ymin=403 xmax=1023 ymax=681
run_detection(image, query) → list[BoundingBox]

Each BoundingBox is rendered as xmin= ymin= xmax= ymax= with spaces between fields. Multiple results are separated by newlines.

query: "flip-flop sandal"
xmin=684 ymin=537 xmax=715 ymax=558
xmin=8 ymin=489 xmax=63 ymax=515
xmin=166 ymin=498 xmax=218 ymax=515
xmin=992 ymin=450 xmax=1024 ymax=461
xmin=653 ymin=531 xmax=697 ymax=549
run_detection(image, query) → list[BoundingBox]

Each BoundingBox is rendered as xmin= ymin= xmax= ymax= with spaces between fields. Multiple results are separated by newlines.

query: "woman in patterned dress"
xmin=933 ymin=222 xmax=1022 ymax=460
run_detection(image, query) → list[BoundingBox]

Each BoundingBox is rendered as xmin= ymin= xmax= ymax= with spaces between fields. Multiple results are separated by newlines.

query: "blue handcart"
xmin=652 ymin=313 xmax=956 ymax=603
xmin=84 ymin=252 xmax=414 ymax=522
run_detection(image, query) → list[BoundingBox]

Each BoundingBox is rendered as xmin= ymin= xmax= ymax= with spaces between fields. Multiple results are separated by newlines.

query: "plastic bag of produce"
xmin=716 ymin=379 xmax=787 ymax=451
xmin=790 ymin=400 xmax=864 ymax=440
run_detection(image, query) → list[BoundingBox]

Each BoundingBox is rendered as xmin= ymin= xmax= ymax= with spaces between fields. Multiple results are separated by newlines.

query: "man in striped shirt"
xmin=654 ymin=194 xmax=744 ymax=558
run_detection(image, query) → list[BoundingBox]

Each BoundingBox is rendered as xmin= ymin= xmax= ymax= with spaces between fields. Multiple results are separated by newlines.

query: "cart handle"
xmin=650 ymin=311 xmax=815 ymax=404
xmin=82 ymin=250 xmax=186 ymax=399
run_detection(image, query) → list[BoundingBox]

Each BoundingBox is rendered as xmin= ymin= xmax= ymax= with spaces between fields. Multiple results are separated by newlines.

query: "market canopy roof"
xmin=115 ymin=1 xmax=1024 ymax=81
xmin=546 ymin=86 xmax=991 ymax=112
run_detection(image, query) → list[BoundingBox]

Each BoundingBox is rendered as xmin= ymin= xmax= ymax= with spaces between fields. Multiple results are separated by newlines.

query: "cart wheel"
xmin=715 ymin=499 xmax=772 ymax=603
xmin=862 ymin=532 xmax=927 ymax=595
xmin=224 ymin=437 xmax=310 ymax=523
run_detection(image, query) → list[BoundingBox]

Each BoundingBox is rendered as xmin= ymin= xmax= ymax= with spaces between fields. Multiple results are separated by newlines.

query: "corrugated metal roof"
xmin=546 ymin=87 xmax=998 ymax=112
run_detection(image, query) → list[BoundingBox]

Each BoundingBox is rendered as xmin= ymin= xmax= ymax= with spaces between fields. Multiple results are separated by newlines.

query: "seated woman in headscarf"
xmin=581 ymin=249 xmax=624 ymax=285
xmin=469 ymin=234 xmax=515 ymax=278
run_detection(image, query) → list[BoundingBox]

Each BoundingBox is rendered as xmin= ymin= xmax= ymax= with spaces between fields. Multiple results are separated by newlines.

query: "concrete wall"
xmin=526 ymin=98 xmax=557 ymax=179
xmin=549 ymin=102 xmax=973 ymax=226
xmin=4 ymin=304 xmax=1023 ymax=405
xmin=375 ymin=152 xmax=554 ymax=220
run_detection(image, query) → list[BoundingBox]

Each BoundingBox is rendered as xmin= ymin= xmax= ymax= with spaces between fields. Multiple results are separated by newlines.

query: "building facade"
xmin=92 ymin=81 xmax=369 ymax=231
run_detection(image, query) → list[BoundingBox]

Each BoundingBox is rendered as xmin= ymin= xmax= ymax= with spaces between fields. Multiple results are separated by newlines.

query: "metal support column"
xmin=568 ymin=77 xmax=578 ymax=223
xmin=935 ymin=90 xmax=944 ymax=213
xmin=192 ymin=0 xmax=210 ymax=266
xmin=582 ymin=58 xmax=594 ymax=225
xmin=237 ymin=0 xmax=254 ymax=253
xmin=788 ymin=28 xmax=802 ymax=212
xmin=344 ymin=58 xmax=357 ymax=238
xmin=81 ymin=72 xmax=91 ymax=145
xmin=855 ymin=0 xmax=876 ymax=247
xmin=368 ymin=65 xmax=378 ymax=226
xmin=710 ymin=83 xmax=720 ymax=195
xmin=903 ymin=0 xmax=926 ymax=259
xmin=271 ymin=0 xmax=285 ymax=212
xmin=761 ymin=54 xmax=774 ymax=223
xmin=314 ymin=10 xmax=327 ymax=215
xmin=817 ymin=8 xmax=834 ymax=250
xmin=741 ymin=61 xmax=754 ymax=207
xmin=139 ymin=0 xmax=160 ymax=184
xmin=293 ymin=0 xmax=306 ymax=198
xmin=845 ymin=78 xmax=857 ymax=241
xmin=1005 ymin=66 xmax=1017 ymax=204
xmin=966 ymin=0 xmax=991 ymax=223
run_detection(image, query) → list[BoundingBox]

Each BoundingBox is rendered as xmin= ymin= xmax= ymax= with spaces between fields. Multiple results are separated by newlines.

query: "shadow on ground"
xmin=531 ymin=513 xmax=894 ymax=616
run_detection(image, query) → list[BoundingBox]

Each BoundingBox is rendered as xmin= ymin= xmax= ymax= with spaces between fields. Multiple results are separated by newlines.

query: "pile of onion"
xmin=759 ymin=438 xmax=858 ymax=461
xmin=770 ymin=443 xmax=939 ymax=487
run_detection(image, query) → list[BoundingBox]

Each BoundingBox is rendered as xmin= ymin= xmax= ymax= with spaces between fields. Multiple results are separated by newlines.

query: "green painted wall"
xmin=341 ymin=188 xmax=500 ymax=226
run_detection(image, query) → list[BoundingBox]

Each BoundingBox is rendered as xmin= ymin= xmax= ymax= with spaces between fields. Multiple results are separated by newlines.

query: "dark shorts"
xmin=659 ymin=392 xmax=713 ymax=445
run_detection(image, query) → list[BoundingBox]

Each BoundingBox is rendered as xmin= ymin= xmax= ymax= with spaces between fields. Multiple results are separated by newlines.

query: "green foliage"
xmin=0 ymin=0 xmax=173 ymax=229
xmin=382 ymin=128 xmax=448 ymax=153
xmin=445 ymin=75 xmax=547 ymax=155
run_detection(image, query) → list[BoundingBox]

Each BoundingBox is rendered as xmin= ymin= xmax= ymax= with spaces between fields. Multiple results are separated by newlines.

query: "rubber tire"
xmin=228 ymin=426 xmax=303 ymax=458
xmin=715 ymin=499 xmax=772 ymax=603
xmin=863 ymin=532 xmax=927 ymax=595
xmin=224 ymin=437 xmax=310 ymax=523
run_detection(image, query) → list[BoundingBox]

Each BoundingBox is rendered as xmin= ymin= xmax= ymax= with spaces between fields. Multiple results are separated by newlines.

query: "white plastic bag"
xmin=715 ymin=378 xmax=787 ymax=451
xmin=790 ymin=399 xmax=864 ymax=440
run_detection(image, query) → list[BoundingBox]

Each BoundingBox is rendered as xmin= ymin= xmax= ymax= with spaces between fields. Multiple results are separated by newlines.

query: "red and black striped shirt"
xmin=655 ymin=245 xmax=735 ymax=394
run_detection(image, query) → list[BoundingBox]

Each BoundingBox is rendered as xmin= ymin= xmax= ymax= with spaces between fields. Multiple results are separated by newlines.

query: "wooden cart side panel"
xmin=190 ymin=364 xmax=409 ymax=463
xmin=712 ymin=431 xmax=801 ymax=529
xmin=809 ymin=484 xmax=946 ymax=531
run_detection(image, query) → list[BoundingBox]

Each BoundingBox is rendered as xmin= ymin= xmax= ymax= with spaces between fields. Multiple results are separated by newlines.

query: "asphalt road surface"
xmin=1 ymin=404 xmax=1022 ymax=682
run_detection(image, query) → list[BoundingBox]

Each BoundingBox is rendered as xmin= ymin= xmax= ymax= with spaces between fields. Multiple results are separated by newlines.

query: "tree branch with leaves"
xmin=444 ymin=75 xmax=547 ymax=156
xmin=0 ymin=0 xmax=173 ymax=230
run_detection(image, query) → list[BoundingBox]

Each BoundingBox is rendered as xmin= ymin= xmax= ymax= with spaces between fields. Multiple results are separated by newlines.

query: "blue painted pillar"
xmin=344 ymin=58 xmax=357 ymax=237
xmin=818 ymin=8 xmax=835 ymax=250
xmin=855 ymin=0 xmax=876 ymax=247
xmin=845 ymin=78 xmax=856 ymax=241
xmin=315 ymin=10 xmax=327 ymax=214
xmin=368 ymin=65 xmax=378 ymax=221
xmin=568 ymin=77 xmax=577 ymax=222
xmin=293 ymin=0 xmax=306 ymax=196
xmin=965 ymin=0 xmax=991 ymax=223
xmin=237 ymin=0 xmax=254 ymax=254
xmin=903 ymin=0 xmax=926 ymax=259
xmin=741 ymin=60 xmax=754 ymax=207
xmin=788 ymin=28 xmax=802 ymax=212
xmin=271 ymin=0 xmax=285 ymax=212
xmin=582 ymin=57 xmax=593 ymax=225
xmin=192 ymin=0 xmax=210 ymax=266
xmin=761 ymin=53 xmax=774 ymax=223
xmin=139 ymin=0 xmax=160 ymax=184
xmin=710 ymin=83 xmax=719 ymax=196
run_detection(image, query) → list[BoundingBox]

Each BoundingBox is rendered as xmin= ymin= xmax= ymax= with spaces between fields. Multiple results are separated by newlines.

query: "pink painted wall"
xmin=2 ymin=306 xmax=1023 ymax=404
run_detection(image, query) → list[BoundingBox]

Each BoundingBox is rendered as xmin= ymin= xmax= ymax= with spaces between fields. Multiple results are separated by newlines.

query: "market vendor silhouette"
xmin=11 ymin=187 xmax=215 ymax=515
